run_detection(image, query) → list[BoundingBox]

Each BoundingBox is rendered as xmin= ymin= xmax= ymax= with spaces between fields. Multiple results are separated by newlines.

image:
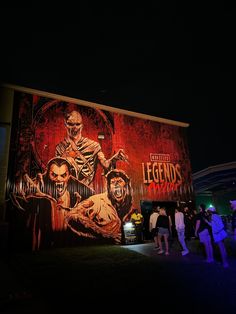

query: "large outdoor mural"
xmin=6 ymin=91 xmax=194 ymax=250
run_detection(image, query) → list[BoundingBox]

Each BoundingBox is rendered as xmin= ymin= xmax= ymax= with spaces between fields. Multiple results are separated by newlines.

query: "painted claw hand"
xmin=113 ymin=149 xmax=129 ymax=162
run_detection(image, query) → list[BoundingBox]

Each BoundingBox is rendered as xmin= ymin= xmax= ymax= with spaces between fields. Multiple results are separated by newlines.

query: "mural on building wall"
xmin=6 ymin=91 xmax=193 ymax=250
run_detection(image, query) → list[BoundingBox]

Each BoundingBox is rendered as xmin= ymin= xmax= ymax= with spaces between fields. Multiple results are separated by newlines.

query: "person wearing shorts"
xmin=156 ymin=208 xmax=172 ymax=255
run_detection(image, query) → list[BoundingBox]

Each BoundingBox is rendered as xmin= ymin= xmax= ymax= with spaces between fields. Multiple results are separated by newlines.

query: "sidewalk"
xmin=122 ymin=239 xmax=236 ymax=313
xmin=121 ymin=237 xmax=236 ymax=267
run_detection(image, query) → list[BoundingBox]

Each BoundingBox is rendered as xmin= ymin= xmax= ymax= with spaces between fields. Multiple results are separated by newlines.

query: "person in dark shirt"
xmin=156 ymin=207 xmax=172 ymax=255
xmin=230 ymin=200 xmax=236 ymax=239
xmin=183 ymin=206 xmax=195 ymax=240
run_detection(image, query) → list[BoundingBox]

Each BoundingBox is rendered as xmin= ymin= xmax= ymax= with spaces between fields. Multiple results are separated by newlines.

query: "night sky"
xmin=1 ymin=4 xmax=235 ymax=172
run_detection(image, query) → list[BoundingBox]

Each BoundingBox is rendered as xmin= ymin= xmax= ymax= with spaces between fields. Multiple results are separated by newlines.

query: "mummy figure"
xmin=55 ymin=110 xmax=128 ymax=186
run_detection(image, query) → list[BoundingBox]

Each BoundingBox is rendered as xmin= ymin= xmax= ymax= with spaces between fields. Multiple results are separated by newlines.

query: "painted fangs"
xmin=56 ymin=182 xmax=64 ymax=192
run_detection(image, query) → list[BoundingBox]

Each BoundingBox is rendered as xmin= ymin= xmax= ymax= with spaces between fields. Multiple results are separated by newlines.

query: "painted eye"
xmin=67 ymin=122 xmax=81 ymax=127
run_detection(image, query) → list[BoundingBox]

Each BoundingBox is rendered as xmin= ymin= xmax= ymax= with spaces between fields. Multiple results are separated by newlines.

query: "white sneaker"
xmin=181 ymin=250 xmax=189 ymax=256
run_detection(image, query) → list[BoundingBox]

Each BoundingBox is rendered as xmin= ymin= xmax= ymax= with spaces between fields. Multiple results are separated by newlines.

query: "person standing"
xmin=195 ymin=203 xmax=214 ymax=263
xmin=205 ymin=206 xmax=229 ymax=268
xmin=131 ymin=208 xmax=144 ymax=243
xmin=175 ymin=208 xmax=189 ymax=256
xmin=149 ymin=206 xmax=160 ymax=249
xmin=156 ymin=208 xmax=172 ymax=255
xmin=230 ymin=200 xmax=236 ymax=239
xmin=183 ymin=206 xmax=195 ymax=240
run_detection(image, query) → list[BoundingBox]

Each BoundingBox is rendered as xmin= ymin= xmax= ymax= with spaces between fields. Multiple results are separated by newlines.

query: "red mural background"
xmin=6 ymin=91 xmax=194 ymax=250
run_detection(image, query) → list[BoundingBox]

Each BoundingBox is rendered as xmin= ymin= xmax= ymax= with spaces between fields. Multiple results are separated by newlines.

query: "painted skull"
xmin=65 ymin=110 xmax=83 ymax=140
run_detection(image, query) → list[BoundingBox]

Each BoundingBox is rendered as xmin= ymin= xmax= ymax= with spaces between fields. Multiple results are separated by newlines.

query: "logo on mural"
xmin=142 ymin=153 xmax=182 ymax=192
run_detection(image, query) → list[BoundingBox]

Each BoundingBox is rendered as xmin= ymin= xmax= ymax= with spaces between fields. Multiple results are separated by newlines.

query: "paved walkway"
xmin=121 ymin=237 xmax=236 ymax=268
xmin=122 ymin=240 xmax=200 ymax=259
xmin=121 ymin=239 xmax=236 ymax=313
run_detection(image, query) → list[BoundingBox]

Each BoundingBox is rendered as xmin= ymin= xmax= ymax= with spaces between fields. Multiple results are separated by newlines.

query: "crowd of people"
xmin=146 ymin=200 xmax=236 ymax=268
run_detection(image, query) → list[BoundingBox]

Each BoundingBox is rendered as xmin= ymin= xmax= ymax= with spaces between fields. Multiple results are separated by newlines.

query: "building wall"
xmin=3 ymin=86 xmax=194 ymax=250
xmin=0 ymin=87 xmax=14 ymax=220
xmin=0 ymin=87 xmax=14 ymax=250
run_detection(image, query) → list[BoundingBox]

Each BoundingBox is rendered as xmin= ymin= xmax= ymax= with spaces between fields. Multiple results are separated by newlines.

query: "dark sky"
xmin=1 ymin=3 xmax=235 ymax=173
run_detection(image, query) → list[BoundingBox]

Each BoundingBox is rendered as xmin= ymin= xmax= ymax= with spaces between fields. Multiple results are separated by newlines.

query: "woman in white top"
xmin=205 ymin=206 xmax=229 ymax=268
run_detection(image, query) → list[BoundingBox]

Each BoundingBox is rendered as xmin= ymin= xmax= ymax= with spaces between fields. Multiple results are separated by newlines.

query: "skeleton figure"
xmin=11 ymin=157 xmax=94 ymax=250
xmin=55 ymin=110 xmax=128 ymax=186
xmin=65 ymin=169 xmax=133 ymax=243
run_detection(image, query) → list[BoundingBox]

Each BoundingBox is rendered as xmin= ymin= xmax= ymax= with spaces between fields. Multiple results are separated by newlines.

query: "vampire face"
xmin=49 ymin=163 xmax=70 ymax=197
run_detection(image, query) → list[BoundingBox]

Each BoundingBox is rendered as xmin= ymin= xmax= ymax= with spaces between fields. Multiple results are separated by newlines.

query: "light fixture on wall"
xmin=97 ymin=132 xmax=105 ymax=140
